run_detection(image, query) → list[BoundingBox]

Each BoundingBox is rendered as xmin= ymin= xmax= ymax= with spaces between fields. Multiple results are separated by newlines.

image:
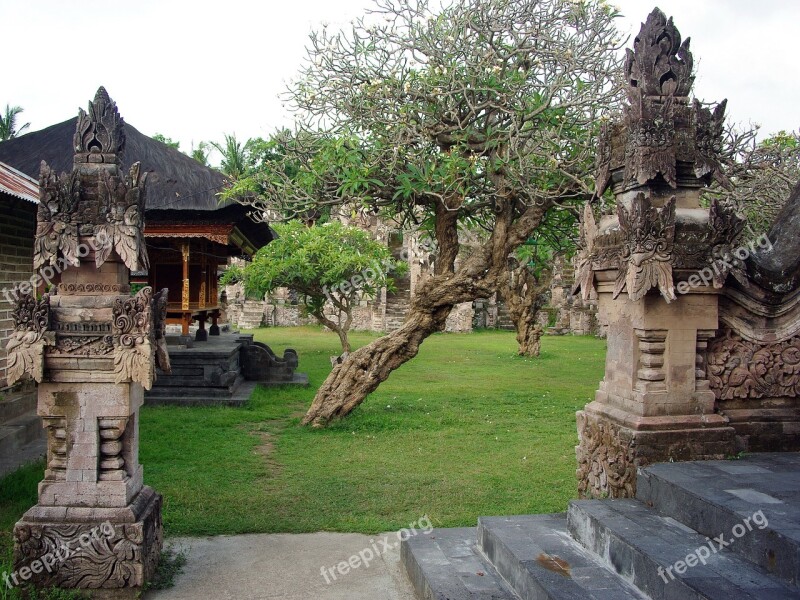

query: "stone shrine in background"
xmin=6 ymin=88 xmax=166 ymax=593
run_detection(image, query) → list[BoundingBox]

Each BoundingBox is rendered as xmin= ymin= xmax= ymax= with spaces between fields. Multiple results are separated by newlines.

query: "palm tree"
xmin=0 ymin=105 xmax=31 ymax=141
xmin=190 ymin=141 xmax=211 ymax=167
xmin=210 ymin=133 xmax=251 ymax=180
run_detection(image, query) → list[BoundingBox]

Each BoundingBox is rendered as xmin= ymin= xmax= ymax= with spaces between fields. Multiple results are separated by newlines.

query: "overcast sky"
xmin=3 ymin=0 xmax=798 ymax=163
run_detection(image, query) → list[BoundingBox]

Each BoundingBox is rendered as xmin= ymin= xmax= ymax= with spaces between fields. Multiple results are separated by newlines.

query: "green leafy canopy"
xmin=234 ymin=220 xmax=407 ymax=314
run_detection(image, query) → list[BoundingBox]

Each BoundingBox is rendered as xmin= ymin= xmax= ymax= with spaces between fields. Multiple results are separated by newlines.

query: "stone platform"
xmin=402 ymin=453 xmax=800 ymax=599
xmin=144 ymin=333 xmax=307 ymax=406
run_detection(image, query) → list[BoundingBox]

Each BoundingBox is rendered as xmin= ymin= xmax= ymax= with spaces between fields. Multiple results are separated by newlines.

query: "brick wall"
xmin=0 ymin=197 xmax=37 ymax=388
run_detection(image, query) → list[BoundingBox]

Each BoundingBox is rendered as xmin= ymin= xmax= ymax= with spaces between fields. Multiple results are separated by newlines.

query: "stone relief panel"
xmin=708 ymin=330 xmax=800 ymax=400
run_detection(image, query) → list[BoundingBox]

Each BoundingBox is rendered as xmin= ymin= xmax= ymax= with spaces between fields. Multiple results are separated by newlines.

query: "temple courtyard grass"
xmin=1 ymin=327 xmax=605 ymax=554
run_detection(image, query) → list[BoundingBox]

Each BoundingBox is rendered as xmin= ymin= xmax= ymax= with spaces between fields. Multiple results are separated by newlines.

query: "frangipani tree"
xmin=231 ymin=220 xmax=405 ymax=353
xmin=227 ymin=0 xmax=625 ymax=425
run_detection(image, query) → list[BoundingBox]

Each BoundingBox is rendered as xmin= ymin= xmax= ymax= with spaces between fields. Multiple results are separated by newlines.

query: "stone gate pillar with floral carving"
xmin=5 ymin=88 xmax=170 ymax=594
xmin=573 ymin=9 xmax=744 ymax=498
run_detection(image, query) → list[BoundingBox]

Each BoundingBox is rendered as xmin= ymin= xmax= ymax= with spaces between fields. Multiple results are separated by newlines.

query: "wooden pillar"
xmin=181 ymin=242 xmax=190 ymax=335
xmin=199 ymin=241 xmax=207 ymax=310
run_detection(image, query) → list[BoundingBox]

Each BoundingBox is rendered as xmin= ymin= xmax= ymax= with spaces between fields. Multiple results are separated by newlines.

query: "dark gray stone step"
xmin=0 ymin=413 xmax=44 ymax=457
xmin=568 ymin=498 xmax=797 ymax=600
xmin=637 ymin=454 xmax=800 ymax=587
xmin=402 ymin=526 xmax=520 ymax=599
xmin=478 ymin=514 xmax=648 ymax=600
xmin=145 ymin=381 xmax=256 ymax=407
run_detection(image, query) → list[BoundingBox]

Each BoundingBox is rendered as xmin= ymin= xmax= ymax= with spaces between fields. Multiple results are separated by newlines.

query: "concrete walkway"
xmin=147 ymin=532 xmax=417 ymax=600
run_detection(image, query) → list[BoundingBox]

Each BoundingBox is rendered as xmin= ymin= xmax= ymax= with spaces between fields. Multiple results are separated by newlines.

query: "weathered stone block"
xmin=13 ymin=487 xmax=162 ymax=592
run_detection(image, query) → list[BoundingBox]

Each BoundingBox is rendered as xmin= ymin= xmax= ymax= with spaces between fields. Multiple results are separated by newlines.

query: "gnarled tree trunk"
xmin=498 ymin=262 xmax=552 ymax=357
xmin=302 ymin=201 xmax=549 ymax=426
xmin=311 ymin=303 xmax=353 ymax=353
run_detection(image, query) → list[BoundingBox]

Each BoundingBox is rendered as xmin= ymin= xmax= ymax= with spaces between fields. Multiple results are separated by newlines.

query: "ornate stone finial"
xmin=590 ymin=8 xmax=728 ymax=193
xmin=33 ymin=88 xmax=149 ymax=272
xmin=625 ymin=8 xmax=693 ymax=100
xmin=73 ymin=86 xmax=125 ymax=162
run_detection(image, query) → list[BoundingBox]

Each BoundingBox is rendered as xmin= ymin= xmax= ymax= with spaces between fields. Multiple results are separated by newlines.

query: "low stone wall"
xmin=445 ymin=302 xmax=474 ymax=333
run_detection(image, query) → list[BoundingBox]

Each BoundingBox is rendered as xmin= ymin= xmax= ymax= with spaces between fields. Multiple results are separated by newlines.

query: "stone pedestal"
xmin=13 ymin=488 xmax=162 ymax=593
xmin=577 ymin=285 xmax=736 ymax=498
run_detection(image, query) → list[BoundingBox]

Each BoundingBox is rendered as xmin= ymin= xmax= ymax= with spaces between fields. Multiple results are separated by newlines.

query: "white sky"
xmin=3 ymin=0 xmax=798 ymax=164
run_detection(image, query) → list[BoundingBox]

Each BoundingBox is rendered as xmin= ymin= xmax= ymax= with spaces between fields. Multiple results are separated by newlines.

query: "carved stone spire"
xmin=32 ymin=87 xmax=149 ymax=272
xmin=624 ymin=8 xmax=694 ymax=100
xmin=593 ymin=7 xmax=728 ymax=196
xmin=8 ymin=89 xmax=165 ymax=594
xmin=73 ymin=86 xmax=126 ymax=163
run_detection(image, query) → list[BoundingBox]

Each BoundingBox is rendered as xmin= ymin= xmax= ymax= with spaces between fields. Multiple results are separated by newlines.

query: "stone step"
xmin=401 ymin=526 xmax=520 ymax=599
xmin=145 ymin=381 xmax=256 ymax=407
xmin=567 ymin=498 xmax=797 ymax=599
xmin=636 ymin=454 xmax=800 ymax=586
xmin=0 ymin=413 xmax=44 ymax=458
xmin=478 ymin=514 xmax=648 ymax=600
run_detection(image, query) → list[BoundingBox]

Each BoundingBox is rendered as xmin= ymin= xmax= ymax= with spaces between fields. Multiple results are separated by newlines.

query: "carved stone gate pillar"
xmin=574 ymin=10 xmax=743 ymax=498
xmin=5 ymin=88 xmax=170 ymax=594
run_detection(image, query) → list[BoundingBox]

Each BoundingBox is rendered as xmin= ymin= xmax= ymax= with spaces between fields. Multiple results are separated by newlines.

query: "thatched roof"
xmin=0 ymin=117 xmax=273 ymax=250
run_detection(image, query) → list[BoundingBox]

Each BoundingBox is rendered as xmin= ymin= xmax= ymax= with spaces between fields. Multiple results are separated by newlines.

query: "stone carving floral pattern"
xmin=576 ymin=412 xmax=636 ymax=499
xmin=34 ymin=167 xmax=80 ymax=270
xmin=6 ymin=293 xmax=54 ymax=386
xmin=112 ymin=287 xmax=156 ymax=390
xmin=614 ymin=193 xmax=676 ymax=302
xmin=95 ymin=163 xmax=149 ymax=271
xmin=13 ymin=504 xmax=162 ymax=589
xmin=58 ymin=283 xmax=131 ymax=295
xmin=573 ymin=203 xmax=598 ymax=301
xmin=708 ymin=330 xmax=800 ymax=400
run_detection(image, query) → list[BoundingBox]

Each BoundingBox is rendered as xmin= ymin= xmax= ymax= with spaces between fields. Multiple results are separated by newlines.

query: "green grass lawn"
xmin=1 ymin=327 xmax=605 ymax=546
